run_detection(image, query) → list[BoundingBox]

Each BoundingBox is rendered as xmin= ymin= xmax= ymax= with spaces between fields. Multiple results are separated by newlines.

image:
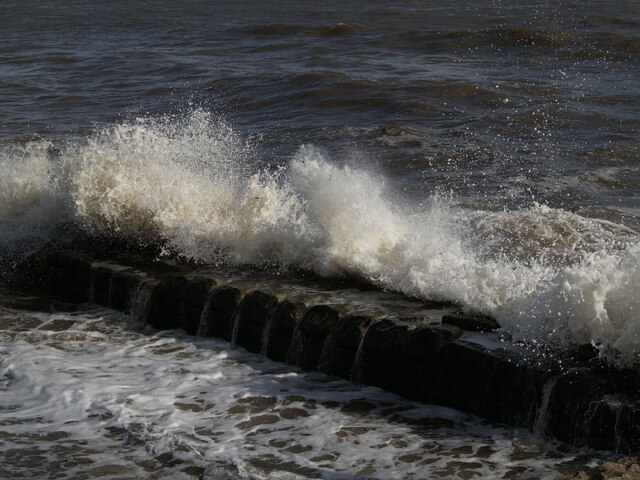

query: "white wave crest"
xmin=1 ymin=111 xmax=638 ymax=365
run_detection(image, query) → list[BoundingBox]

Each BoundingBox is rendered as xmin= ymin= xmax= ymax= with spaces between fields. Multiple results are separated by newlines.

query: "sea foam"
xmin=1 ymin=111 xmax=638 ymax=365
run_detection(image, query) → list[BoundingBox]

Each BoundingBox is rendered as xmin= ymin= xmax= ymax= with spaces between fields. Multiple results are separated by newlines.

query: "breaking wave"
xmin=1 ymin=110 xmax=638 ymax=365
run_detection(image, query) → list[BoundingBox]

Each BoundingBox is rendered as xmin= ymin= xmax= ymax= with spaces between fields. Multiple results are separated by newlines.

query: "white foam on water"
xmin=1 ymin=110 xmax=638 ymax=365
xmin=0 ymin=304 xmax=602 ymax=479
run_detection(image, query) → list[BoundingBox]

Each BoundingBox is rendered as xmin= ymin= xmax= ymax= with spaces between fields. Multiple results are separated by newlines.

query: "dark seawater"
xmin=0 ymin=1 xmax=639 ymax=478
xmin=2 ymin=0 xmax=639 ymax=221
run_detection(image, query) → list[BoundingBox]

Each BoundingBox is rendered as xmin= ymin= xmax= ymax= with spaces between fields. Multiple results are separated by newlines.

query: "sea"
xmin=0 ymin=0 xmax=638 ymax=478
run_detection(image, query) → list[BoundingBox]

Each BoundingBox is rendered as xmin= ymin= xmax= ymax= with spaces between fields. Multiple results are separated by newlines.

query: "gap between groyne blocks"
xmin=18 ymin=249 xmax=640 ymax=454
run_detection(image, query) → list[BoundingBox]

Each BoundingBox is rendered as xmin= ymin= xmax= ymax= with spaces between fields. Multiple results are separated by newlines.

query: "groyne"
xmin=17 ymin=249 xmax=640 ymax=454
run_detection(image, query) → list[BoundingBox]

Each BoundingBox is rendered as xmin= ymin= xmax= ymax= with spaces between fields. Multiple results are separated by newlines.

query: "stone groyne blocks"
xmin=264 ymin=293 xmax=328 ymax=362
xmin=16 ymin=249 xmax=640 ymax=454
xmin=355 ymin=317 xmax=462 ymax=400
xmin=287 ymin=303 xmax=351 ymax=371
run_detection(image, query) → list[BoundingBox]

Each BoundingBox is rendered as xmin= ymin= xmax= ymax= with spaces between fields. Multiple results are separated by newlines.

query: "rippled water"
xmin=0 ymin=0 xmax=639 ymax=477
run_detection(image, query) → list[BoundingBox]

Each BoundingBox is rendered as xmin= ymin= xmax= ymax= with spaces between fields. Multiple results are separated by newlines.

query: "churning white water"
xmin=0 ymin=298 xmax=603 ymax=479
xmin=0 ymin=110 xmax=638 ymax=365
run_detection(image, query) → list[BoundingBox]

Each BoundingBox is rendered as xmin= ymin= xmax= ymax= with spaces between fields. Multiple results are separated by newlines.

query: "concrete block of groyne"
xmin=182 ymin=276 xmax=218 ymax=335
xmin=544 ymin=369 xmax=613 ymax=445
xmin=148 ymin=275 xmax=190 ymax=330
xmin=355 ymin=317 xmax=462 ymax=400
xmin=232 ymin=289 xmax=278 ymax=353
xmin=441 ymin=313 xmax=500 ymax=332
xmin=436 ymin=340 xmax=550 ymax=428
xmin=265 ymin=294 xmax=328 ymax=362
xmin=318 ymin=311 xmax=377 ymax=380
xmin=202 ymin=284 xmax=247 ymax=341
xmin=287 ymin=303 xmax=352 ymax=371
xmin=90 ymin=266 xmax=113 ymax=306
xmin=108 ymin=270 xmax=144 ymax=312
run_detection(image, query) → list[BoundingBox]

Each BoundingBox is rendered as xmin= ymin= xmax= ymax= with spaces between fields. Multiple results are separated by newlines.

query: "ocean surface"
xmin=1 ymin=0 xmax=639 ymax=478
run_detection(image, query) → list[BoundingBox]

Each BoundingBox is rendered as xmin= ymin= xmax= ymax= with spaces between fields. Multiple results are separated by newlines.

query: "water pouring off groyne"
xmin=18 ymin=247 xmax=640 ymax=455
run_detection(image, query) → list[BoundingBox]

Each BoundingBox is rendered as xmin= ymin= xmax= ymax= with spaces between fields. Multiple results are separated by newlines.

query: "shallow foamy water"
xmin=0 ymin=296 xmax=606 ymax=479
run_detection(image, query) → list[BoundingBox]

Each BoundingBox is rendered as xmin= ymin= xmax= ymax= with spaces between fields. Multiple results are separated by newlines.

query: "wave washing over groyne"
xmin=2 ymin=111 xmax=638 ymax=366
xmin=2 ymin=0 xmax=640 ymax=476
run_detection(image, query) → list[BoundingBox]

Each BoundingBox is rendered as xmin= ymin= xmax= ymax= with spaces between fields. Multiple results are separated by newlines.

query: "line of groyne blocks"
xmin=21 ymin=249 xmax=640 ymax=454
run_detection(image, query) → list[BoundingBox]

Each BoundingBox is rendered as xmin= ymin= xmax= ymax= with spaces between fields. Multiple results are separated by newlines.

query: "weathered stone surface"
xmin=34 ymin=251 xmax=94 ymax=303
xmin=108 ymin=271 xmax=144 ymax=312
xmin=265 ymin=294 xmax=327 ymax=362
xmin=355 ymin=317 xmax=461 ymax=400
xmin=544 ymin=369 xmax=613 ymax=446
xmin=586 ymin=398 xmax=640 ymax=452
xmin=147 ymin=275 xmax=189 ymax=330
xmin=203 ymin=284 xmax=246 ymax=341
xmin=287 ymin=304 xmax=351 ymax=371
xmin=233 ymin=289 xmax=280 ymax=353
xmin=46 ymin=267 xmax=90 ymax=303
xmin=90 ymin=266 xmax=113 ymax=306
xmin=318 ymin=312 xmax=377 ymax=380
xmin=50 ymin=250 xmax=93 ymax=275
xmin=437 ymin=340 xmax=551 ymax=428
xmin=181 ymin=276 xmax=218 ymax=335
xmin=441 ymin=313 xmax=499 ymax=332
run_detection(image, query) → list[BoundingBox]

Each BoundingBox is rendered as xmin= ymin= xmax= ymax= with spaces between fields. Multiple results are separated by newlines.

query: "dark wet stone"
xmin=568 ymin=343 xmax=600 ymax=364
xmin=318 ymin=312 xmax=376 ymax=379
xmin=181 ymin=276 xmax=218 ymax=335
xmin=585 ymin=398 xmax=640 ymax=451
xmin=50 ymin=251 xmax=93 ymax=275
xmin=107 ymin=271 xmax=143 ymax=312
xmin=147 ymin=275 xmax=189 ymax=330
xmin=545 ymin=369 xmax=614 ymax=445
xmin=234 ymin=289 xmax=279 ymax=353
xmin=90 ymin=266 xmax=112 ymax=306
xmin=437 ymin=340 xmax=551 ymax=428
xmin=265 ymin=294 xmax=326 ymax=362
xmin=355 ymin=317 xmax=461 ymax=400
xmin=441 ymin=313 xmax=499 ymax=332
xmin=204 ymin=284 xmax=245 ymax=341
xmin=34 ymin=251 xmax=94 ymax=303
xmin=287 ymin=303 xmax=351 ymax=371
